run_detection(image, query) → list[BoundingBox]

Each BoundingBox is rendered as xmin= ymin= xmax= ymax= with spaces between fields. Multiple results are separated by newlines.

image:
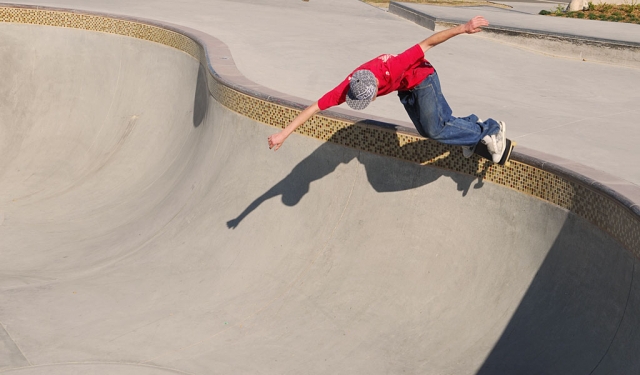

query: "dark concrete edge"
xmin=389 ymin=1 xmax=439 ymax=30
xmin=2 ymin=3 xmax=639 ymax=218
xmin=388 ymin=1 xmax=640 ymax=49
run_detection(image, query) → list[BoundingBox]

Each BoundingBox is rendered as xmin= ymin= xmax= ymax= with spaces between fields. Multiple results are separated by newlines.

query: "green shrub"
xmin=554 ymin=4 xmax=565 ymax=14
xmin=539 ymin=9 xmax=551 ymax=15
xmin=588 ymin=13 xmax=598 ymax=19
xmin=577 ymin=11 xmax=586 ymax=17
xmin=596 ymin=3 xmax=613 ymax=12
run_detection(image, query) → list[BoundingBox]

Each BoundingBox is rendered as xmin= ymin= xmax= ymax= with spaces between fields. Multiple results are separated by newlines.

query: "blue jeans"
xmin=398 ymin=72 xmax=499 ymax=147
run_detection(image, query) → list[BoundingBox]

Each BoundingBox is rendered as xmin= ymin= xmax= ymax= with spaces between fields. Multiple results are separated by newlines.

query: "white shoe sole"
xmin=492 ymin=121 xmax=506 ymax=163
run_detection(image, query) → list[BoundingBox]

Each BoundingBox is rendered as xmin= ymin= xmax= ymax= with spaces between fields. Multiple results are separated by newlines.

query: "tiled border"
xmin=1 ymin=4 xmax=638 ymax=257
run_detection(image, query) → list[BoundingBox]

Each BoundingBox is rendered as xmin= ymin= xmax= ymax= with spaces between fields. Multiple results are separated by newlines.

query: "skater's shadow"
xmin=226 ymin=122 xmax=489 ymax=229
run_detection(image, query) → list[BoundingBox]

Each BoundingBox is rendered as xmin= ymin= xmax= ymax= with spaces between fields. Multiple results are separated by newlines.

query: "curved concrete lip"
xmin=1 ymin=4 xmax=639 ymax=374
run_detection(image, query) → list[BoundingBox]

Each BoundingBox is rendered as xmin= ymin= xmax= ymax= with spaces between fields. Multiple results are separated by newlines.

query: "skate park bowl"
xmin=1 ymin=5 xmax=640 ymax=375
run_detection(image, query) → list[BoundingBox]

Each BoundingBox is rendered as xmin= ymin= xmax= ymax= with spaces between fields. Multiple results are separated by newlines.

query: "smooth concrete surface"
xmin=6 ymin=0 xmax=640 ymax=188
xmin=1 ymin=21 xmax=640 ymax=375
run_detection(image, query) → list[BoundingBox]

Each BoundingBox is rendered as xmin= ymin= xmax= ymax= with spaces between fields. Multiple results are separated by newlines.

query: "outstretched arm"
xmin=268 ymin=102 xmax=320 ymax=151
xmin=418 ymin=16 xmax=489 ymax=53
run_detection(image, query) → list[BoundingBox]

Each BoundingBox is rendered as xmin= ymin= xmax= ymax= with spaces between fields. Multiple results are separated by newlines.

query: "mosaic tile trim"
xmin=1 ymin=5 xmax=637 ymax=257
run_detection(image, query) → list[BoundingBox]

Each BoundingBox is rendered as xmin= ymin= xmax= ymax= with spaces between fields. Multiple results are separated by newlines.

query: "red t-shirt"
xmin=317 ymin=44 xmax=434 ymax=110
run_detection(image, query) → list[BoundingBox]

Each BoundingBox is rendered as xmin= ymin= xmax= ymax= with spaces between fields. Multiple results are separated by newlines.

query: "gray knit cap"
xmin=346 ymin=70 xmax=377 ymax=110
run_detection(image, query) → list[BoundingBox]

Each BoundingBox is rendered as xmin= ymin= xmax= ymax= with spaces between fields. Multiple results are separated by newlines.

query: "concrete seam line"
xmin=512 ymin=109 xmax=639 ymax=140
xmin=0 ymin=320 xmax=31 ymax=366
xmin=471 ymin=32 xmax=640 ymax=70
xmin=588 ymin=262 xmax=636 ymax=374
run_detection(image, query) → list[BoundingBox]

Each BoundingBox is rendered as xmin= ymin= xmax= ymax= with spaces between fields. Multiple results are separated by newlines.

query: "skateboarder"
xmin=268 ymin=16 xmax=507 ymax=163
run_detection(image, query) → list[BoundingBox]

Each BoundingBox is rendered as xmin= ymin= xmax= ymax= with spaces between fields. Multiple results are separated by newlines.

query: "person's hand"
xmin=464 ymin=16 xmax=489 ymax=34
xmin=268 ymin=131 xmax=287 ymax=151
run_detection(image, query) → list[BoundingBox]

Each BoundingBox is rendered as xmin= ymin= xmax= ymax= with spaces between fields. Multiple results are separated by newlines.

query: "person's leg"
xmin=410 ymin=72 xmax=500 ymax=147
xmin=398 ymin=90 xmax=428 ymax=137
xmin=399 ymin=72 xmax=506 ymax=162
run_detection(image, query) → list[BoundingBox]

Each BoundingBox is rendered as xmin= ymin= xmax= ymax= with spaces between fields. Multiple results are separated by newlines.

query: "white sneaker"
xmin=481 ymin=121 xmax=506 ymax=163
xmin=462 ymin=118 xmax=484 ymax=158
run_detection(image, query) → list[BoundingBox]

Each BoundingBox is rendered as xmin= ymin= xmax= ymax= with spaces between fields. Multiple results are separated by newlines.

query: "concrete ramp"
xmin=1 ymin=22 xmax=638 ymax=374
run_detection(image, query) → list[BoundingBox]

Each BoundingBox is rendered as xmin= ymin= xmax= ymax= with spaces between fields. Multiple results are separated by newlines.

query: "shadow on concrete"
xmin=226 ymin=119 xmax=640 ymax=372
xmin=476 ymin=203 xmax=640 ymax=374
xmin=192 ymin=64 xmax=208 ymax=128
xmin=226 ymin=123 xmax=488 ymax=229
